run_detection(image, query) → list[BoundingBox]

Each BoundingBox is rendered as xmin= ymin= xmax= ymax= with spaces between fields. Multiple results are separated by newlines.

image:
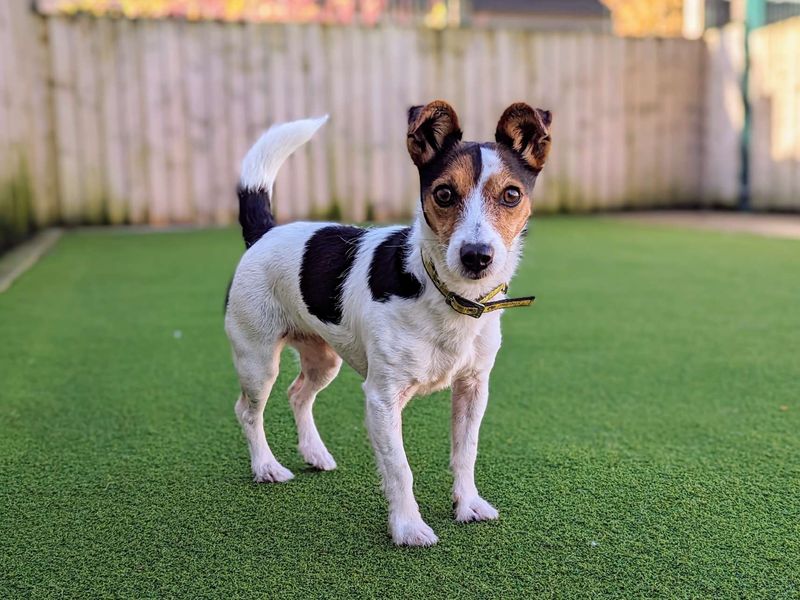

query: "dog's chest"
xmin=406 ymin=327 xmax=481 ymax=394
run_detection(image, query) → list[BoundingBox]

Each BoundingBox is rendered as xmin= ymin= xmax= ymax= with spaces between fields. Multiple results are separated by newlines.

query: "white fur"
xmin=226 ymin=119 xmax=527 ymax=546
xmin=239 ymin=115 xmax=328 ymax=192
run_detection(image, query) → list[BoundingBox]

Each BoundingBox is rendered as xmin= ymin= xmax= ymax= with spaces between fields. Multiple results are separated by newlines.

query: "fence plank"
xmin=562 ymin=34 xmax=580 ymax=210
xmin=596 ymin=35 xmax=612 ymax=209
xmin=384 ymin=26 xmax=407 ymax=219
xmin=13 ymin=4 xmax=58 ymax=226
xmin=267 ymin=25 xmax=290 ymax=221
xmin=118 ymin=19 xmax=148 ymax=224
xmin=0 ymin=1 xmax=25 ymax=239
xmin=575 ymin=33 xmax=596 ymax=210
xmin=402 ymin=27 xmax=421 ymax=216
xmin=793 ymin=30 xmax=800 ymax=205
xmin=162 ymin=21 xmax=193 ymax=223
xmin=684 ymin=40 xmax=706 ymax=203
xmin=0 ymin=1 xmax=10 ymax=189
xmin=141 ymin=21 xmax=170 ymax=225
xmin=347 ymin=28 xmax=367 ymax=221
xmin=326 ymin=26 xmax=349 ymax=219
xmin=207 ymin=22 xmax=232 ymax=224
xmin=367 ymin=27 xmax=389 ymax=220
xmin=703 ymin=25 xmax=744 ymax=206
xmin=226 ymin=22 xmax=249 ymax=219
xmin=183 ymin=20 xmax=213 ymax=225
xmin=305 ymin=25 xmax=330 ymax=218
xmin=286 ymin=24 xmax=311 ymax=221
xmin=97 ymin=18 xmax=127 ymax=224
xmin=74 ymin=16 xmax=107 ymax=223
xmin=775 ymin=25 xmax=796 ymax=208
xmin=49 ymin=17 xmax=83 ymax=224
xmin=749 ymin=29 xmax=768 ymax=209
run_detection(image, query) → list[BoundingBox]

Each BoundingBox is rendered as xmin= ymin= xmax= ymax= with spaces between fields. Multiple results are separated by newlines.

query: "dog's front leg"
xmin=451 ymin=373 xmax=499 ymax=522
xmin=364 ymin=381 xmax=438 ymax=547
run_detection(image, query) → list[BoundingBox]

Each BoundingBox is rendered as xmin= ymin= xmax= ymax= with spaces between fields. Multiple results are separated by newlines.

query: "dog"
xmin=225 ymin=100 xmax=552 ymax=546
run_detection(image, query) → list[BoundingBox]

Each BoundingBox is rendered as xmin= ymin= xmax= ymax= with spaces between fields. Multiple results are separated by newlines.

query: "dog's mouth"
xmin=461 ymin=267 xmax=491 ymax=280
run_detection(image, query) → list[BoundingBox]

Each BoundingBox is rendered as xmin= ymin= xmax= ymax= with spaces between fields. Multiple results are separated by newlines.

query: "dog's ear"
xmin=406 ymin=101 xmax=462 ymax=167
xmin=495 ymin=103 xmax=552 ymax=172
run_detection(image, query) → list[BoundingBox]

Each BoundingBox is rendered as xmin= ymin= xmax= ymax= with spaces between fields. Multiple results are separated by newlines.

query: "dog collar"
xmin=421 ymin=253 xmax=535 ymax=318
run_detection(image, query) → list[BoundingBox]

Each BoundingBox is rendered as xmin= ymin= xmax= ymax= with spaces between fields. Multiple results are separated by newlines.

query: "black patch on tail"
xmin=300 ymin=226 xmax=366 ymax=325
xmin=238 ymin=185 xmax=276 ymax=249
xmin=369 ymin=228 xmax=423 ymax=302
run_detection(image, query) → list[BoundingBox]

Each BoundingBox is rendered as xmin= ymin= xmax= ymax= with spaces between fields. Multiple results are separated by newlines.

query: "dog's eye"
xmin=501 ymin=187 xmax=522 ymax=207
xmin=433 ymin=186 xmax=455 ymax=207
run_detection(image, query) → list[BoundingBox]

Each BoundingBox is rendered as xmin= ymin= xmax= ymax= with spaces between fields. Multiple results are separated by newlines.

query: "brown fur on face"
xmin=409 ymin=102 xmax=552 ymax=253
xmin=479 ymin=152 xmax=533 ymax=247
xmin=420 ymin=145 xmax=480 ymax=242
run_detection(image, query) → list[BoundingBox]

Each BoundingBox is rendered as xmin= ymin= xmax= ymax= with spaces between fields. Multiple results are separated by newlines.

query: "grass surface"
xmin=1 ymin=218 xmax=799 ymax=598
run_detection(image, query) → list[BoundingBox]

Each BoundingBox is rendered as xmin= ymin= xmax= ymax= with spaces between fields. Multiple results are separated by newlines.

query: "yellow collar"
xmin=421 ymin=253 xmax=535 ymax=318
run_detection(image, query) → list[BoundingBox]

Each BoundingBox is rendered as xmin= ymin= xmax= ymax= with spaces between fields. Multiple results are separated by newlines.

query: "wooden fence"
xmin=702 ymin=23 xmax=744 ymax=207
xmin=0 ymin=3 xmax=56 ymax=249
xmin=0 ymin=5 xmax=742 ymax=249
xmin=749 ymin=17 xmax=800 ymax=210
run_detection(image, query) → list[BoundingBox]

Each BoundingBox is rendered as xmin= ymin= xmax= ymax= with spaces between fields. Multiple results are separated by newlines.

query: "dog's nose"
xmin=460 ymin=243 xmax=494 ymax=274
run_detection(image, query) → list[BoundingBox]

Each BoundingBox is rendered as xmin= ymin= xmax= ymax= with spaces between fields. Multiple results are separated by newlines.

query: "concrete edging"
xmin=0 ymin=228 xmax=64 ymax=294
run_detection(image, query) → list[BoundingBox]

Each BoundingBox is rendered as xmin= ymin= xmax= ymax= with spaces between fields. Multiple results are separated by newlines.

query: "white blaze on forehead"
xmin=459 ymin=147 xmax=503 ymax=236
xmin=478 ymin=147 xmax=502 ymax=188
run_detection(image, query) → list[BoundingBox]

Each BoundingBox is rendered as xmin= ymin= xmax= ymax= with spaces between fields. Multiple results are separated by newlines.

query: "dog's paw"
xmin=391 ymin=518 xmax=439 ymax=547
xmin=455 ymin=496 xmax=499 ymax=523
xmin=252 ymin=461 xmax=294 ymax=483
xmin=300 ymin=443 xmax=337 ymax=471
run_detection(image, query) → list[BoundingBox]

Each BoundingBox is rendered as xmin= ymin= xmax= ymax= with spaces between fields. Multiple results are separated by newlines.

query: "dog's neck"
xmin=406 ymin=212 xmax=524 ymax=306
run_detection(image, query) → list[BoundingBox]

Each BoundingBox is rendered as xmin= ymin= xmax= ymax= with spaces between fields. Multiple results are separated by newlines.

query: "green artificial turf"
xmin=1 ymin=218 xmax=798 ymax=598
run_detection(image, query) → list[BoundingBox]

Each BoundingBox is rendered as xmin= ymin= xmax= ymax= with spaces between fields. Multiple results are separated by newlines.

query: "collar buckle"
xmin=445 ymin=293 xmax=485 ymax=319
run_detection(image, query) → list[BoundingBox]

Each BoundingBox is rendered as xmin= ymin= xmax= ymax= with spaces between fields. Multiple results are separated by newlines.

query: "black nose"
xmin=460 ymin=243 xmax=494 ymax=274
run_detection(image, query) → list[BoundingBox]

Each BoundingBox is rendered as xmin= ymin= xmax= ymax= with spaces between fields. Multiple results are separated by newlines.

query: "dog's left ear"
xmin=407 ymin=100 xmax=462 ymax=167
xmin=495 ymin=103 xmax=552 ymax=172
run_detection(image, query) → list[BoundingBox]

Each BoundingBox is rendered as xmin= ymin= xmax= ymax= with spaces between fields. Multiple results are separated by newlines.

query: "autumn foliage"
xmin=602 ymin=0 xmax=685 ymax=37
xmin=36 ymin=0 xmax=393 ymax=25
xmin=38 ymin=0 xmax=688 ymax=36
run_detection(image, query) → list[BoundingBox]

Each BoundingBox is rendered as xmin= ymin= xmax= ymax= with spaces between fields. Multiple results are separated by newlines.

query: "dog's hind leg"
xmin=231 ymin=330 xmax=293 ymax=483
xmin=287 ymin=336 xmax=342 ymax=471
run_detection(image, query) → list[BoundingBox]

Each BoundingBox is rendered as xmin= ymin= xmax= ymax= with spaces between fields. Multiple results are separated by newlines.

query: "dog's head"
xmin=408 ymin=100 xmax=551 ymax=282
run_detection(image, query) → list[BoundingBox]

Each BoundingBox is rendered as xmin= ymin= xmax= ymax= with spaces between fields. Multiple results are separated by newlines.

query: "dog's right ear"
xmin=406 ymin=101 xmax=462 ymax=167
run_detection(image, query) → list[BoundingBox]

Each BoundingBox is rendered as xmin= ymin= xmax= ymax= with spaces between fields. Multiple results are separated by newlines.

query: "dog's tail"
xmin=237 ymin=115 xmax=328 ymax=248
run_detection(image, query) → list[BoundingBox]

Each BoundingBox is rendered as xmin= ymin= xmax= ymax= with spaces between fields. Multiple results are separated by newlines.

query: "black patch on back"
xmin=300 ymin=226 xmax=366 ymax=325
xmin=369 ymin=228 xmax=424 ymax=302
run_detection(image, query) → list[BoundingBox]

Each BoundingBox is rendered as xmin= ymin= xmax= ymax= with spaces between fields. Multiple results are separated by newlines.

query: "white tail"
xmin=239 ymin=115 xmax=329 ymax=193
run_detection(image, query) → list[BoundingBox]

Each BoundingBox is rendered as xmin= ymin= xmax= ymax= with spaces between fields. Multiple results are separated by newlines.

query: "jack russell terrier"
xmin=225 ymin=100 xmax=552 ymax=546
